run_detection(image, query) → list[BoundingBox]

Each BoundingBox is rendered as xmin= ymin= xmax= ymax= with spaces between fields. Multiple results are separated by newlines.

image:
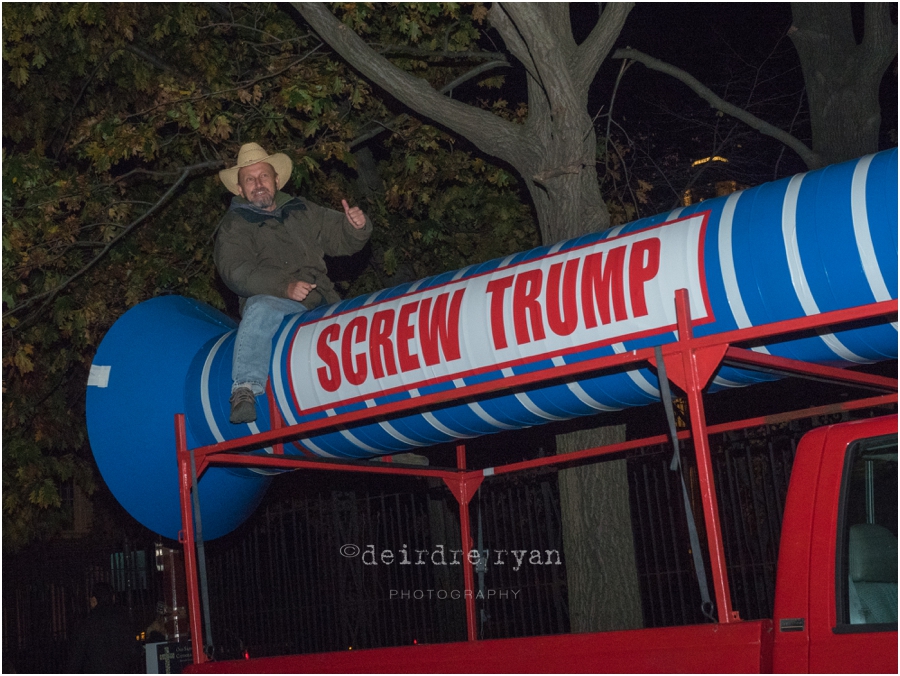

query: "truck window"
xmin=836 ymin=433 xmax=898 ymax=630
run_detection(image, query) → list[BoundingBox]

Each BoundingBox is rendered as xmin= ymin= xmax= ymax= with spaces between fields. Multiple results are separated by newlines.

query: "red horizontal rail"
xmin=662 ymin=299 xmax=897 ymax=354
xmin=190 ymin=348 xmax=654 ymax=459
xmin=489 ymin=392 xmax=898 ymax=477
xmin=723 ymin=346 xmax=897 ymax=391
xmin=205 ymin=453 xmax=460 ymax=479
xmin=202 ymin=393 xmax=897 ymax=479
xmin=188 ymin=300 xmax=897 ymax=464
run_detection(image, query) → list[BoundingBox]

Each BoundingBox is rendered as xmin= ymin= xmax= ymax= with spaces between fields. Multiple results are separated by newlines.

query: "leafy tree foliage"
xmin=2 ymin=2 xmax=538 ymax=550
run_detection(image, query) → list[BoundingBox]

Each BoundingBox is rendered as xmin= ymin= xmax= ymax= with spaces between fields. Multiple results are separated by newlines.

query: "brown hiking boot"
xmin=229 ymin=387 xmax=257 ymax=424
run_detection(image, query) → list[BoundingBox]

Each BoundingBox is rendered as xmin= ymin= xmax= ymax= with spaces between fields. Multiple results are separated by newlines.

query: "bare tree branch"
xmin=349 ymin=58 xmax=511 ymax=150
xmin=603 ymin=59 xmax=633 ymax=175
xmin=775 ymin=89 xmax=807 ymax=179
xmin=370 ymin=46 xmax=507 ymax=60
xmin=500 ymin=4 xmax=582 ymax=112
xmin=349 ymin=115 xmax=410 ymax=150
xmin=124 ymin=43 xmax=178 ymax=74
xmin=612 ymin=47 xmax=820 ymax=169
xmin=438 ymin=59 xmax=511 ymax=95
xmin=574 ymin=3 xmax=634 ymax=90
xmin=487 ymin=4 xmax=540 ymax=82
xmin=293 ymin=2 xmax=531 ymax=167
xmin=199 ymin=20 xmax=312 ymax=45
xmin=608 ymin=118 xmax=682 ymax=204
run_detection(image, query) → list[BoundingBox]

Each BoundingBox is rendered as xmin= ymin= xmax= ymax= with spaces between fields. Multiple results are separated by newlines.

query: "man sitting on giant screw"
xmin=215 ymin=143 xmax=372 ymax=424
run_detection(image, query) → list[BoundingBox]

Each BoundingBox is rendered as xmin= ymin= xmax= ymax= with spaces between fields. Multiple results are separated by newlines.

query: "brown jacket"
xmin=215 ymin=191 xmax=372 ymax=310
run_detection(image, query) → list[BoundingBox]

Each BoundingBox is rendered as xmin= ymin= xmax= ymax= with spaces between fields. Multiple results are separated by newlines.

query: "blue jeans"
xmin=232 ymin=295 xmax=307 ymax=395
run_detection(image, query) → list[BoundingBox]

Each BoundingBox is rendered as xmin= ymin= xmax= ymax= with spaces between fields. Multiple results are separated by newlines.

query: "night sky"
xmin=456 ymin=3 xmax=833 ymax=191
xmin=602 ymin=3 xmax=803 ymax=178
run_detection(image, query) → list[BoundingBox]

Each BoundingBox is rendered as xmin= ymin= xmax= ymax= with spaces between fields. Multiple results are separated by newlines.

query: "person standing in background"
xmin=68 ymin=582 xmax=139 ymax=673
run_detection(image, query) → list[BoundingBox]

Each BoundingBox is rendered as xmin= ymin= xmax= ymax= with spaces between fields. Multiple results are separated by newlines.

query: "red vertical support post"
xmin=674 ymin=289 xmax=737 ymax=623
xmin=456 ymin=443 xmax=467 ymax=472
xmin=458 ymin=487 xmax=478 ymax=641
xmin=453 ymin=443 xmax=480 ymax=641
xmin=175 ymin=414 xmax=207 ymax=664
xmin=265 ymin=381 xmax=285 ymax=455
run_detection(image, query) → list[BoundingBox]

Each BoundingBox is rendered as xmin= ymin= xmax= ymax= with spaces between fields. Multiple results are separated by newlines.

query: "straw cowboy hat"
xmin=219 ymin=143 xmax=293 ymax=195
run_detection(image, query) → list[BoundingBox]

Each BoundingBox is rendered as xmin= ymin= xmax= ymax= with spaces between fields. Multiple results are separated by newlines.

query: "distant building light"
xmin=691 ymin=156 xmax=729 ymax=167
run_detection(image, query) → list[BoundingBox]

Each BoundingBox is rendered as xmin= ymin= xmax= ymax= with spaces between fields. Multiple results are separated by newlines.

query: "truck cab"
xmin=774 ymin=414 xmax=898 ymax=673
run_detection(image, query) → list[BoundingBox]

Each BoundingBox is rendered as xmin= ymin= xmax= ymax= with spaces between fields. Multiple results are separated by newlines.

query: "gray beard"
xmin=249 ymin=191 xmax=275 ymax=209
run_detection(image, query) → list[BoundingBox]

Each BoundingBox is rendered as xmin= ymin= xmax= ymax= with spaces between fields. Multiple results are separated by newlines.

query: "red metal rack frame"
xmin=175 ymin=291 xmax=897 ymax=665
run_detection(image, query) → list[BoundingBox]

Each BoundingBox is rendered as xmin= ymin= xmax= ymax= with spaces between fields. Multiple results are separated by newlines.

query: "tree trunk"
xmin=294 ymin=2 xmax=627 ymax=242
xmin=557 ymin=426 xmax=643 ymax=632
xmin=790 ymin=2 xmax=897 ymax=167
xmin=527 ymin=164 xmax=610 ymax=244
xmin=292 ymin=0 xmax=639 ymax=636
xmin=805 ymin=81 xmax=883 ymax=168
xmin=517 ymin=90 xmax=610 ymax=242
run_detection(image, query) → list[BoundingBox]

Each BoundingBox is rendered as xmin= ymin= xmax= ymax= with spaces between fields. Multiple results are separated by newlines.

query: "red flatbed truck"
xmin=181 ymin=297 xmax=897 ymax=674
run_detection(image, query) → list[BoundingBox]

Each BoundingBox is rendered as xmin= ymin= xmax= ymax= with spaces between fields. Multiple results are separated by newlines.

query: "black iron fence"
xmin=3 ymin=537 xmax=161 ymax=674
xmin=203 ymin=414 xmax=852 ymax=653
xmin=205 ymin=475 xmax=468 ymax=658
xmin=5 ymin=408 xmax=888 ymax=671
xmin=468 ymin=470 xmax=569 ymax=640
xmin=629 ymin=444 xmax=708 ymax=627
